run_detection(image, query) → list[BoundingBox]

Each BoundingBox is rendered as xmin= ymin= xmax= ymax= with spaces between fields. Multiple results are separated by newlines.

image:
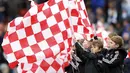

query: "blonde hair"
xmin=92 ymin=40 xmax=103 ymax=49
xmin=111 ymin=36 xmax=124 ymax=48
xmin=108 ymin=32 xmax=118 ymax=39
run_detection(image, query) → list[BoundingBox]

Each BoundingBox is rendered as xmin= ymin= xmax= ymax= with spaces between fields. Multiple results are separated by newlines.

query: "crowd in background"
xmin=0 ymin=0 xmax=130 ymax=73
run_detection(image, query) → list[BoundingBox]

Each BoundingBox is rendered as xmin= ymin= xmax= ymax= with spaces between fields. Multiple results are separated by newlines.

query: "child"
xmin=65 ymin=39 xmax=93 ymax=73
xmin=75 ymin=39 xmax=107 ymax=73
xmin=82 ymin=39 xmax=93 ymax=52
xmin=106 ymin=32 xmax=118 ymax=49
xmin=103 ymin=36 xmax=127 ymax=73
xmin=101 ymin=32 xmax=118 ymax=55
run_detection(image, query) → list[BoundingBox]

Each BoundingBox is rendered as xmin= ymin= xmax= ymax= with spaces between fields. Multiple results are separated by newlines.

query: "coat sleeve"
xmin=102 ymin=51 xmax=124 ymax=67
xmin=75 ymin=42 xmax=96 ymax=62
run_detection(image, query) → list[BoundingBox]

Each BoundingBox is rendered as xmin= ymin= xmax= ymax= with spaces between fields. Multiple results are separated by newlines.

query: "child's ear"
xmin=115 ymin=44 xmax=119 ymax=48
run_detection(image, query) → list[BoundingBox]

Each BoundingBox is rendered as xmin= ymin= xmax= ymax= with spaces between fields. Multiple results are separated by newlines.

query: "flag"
xmin=2 ymin=0 xmax=73 ymax=68
xmin=2 ymin=0 xmax=92 ymax=72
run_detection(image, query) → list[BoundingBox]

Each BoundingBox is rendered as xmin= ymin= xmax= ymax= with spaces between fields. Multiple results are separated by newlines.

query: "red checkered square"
xmin=31 ymin=44 xmax=41 ymax=53
xmin=40 ymin=20 xmax=49 ymax=30
xmin=51 ymin=61 xmax=61 ymax=71
xmin=27 ymin=56 xmax=37 ymax=63
xmin=25 ymin=26 xmax=34 ymax=36
xmin=16 ymin=22 xmax=24 ymax=30
xmin=19 ymin=38 xmax=29 ymax=48
xmin=62 ymin=30 xmax=68 ymax=40
xmin=14 ymin=50 xmax=25 ymax=59
xmin=10 ymin=20 xmax=15 ymax=27
xmin=77 ymin=2 xmax=82 ymax=10
xmin=9 ymin=32 xmax=18 ymax=42
xmin=83 ymin=19 xmax=90 ymax=27
xmin=50 ymin=24 xmax=61 ymax=35
xmin=43 ymin=8 xmax=52 ymax=18
xmin=3 ymin=44 xmax=12 ymax=54
xmin=58 ymin=42 xmax=65 ymax=51
xmin=31 ymin=15 xmax=38 ymax=24
xmin=84 ymin=27 xmax=89 ymax=33
xmin=63 ymin=19 xmax=70 ymax=29
xmin=43 ymin=49 xmax=53 ymax=58
xmin=37 ymin=12 xmax=46 ymax=22
xmin=46 ymin=37 xmax=57 ymax=47
xmin=38 ymin=4 xmax=44 ymax=12
xmin=48 ymin=0 xmax=56 ymax=6
xmin=58 ymin=1 xmax=65 ymax=11
xmin=54 ymin=13 xmax=62 ymax=22
xmin=40 ymin=60 xmax=50 ymax=71
xmin=34 ymin=32 xmax=44 ymax=42
xmin=31 ymin=64 xmax=38 ymax=72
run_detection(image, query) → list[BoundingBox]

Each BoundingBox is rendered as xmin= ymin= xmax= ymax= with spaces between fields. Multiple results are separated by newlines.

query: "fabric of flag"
xmin=69 ymin=0 xmax=94 ymax=40
xmin=2 ymin=0 xmax=93 ymax=72
xmin=17 ymin=49 xmax=71 ymax=73
xmin=2 ymin=0 xmax=73 ymax=68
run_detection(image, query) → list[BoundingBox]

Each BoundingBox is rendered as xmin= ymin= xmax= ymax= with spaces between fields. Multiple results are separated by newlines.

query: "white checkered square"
xmin=18 ymin=57 xmax=28 ymax=63
xmin=23 ymin=47 xmax=34 ymax=55
xmin=32 ymin=23 xmax=41 ymax=34
xmin=38 ymin=40 xmax=49 ymax=50
xmin=66 ymin=28 xmax=72 ymax=38
xmin=27 ymin=35 xmax=37 ymax=46
xmin=42 ymin=28 xmax=53 ymax=39
xmin=77 ymin=26 xmax=84 ymax=34
xmin=35 ymin=51 xmax=45 ymax=60
xmin=7 ymin=53 xmax=17 ymax=63
xmin=23 ymin=17 xmax=31 ymax=27
xmin=29 ymin=6 xmax=38 ymax=15
xmin=45 ymin=57 xmax=54 ymax=65
xmin=46 ymin=67 xmax=56 ymax=73
xmin=64 ymin=40 xmax=69 ymax=49
xmin=60 ymin=10 xmax=68 ymax=20
xmin=47 ymin=16 xmax=57 ymax=27
xmin=54 ymin=33 xmax=63 ymax=44
xmin=42 ymin=3 xmax=49 ymax=10
xmin=35 ymin=67 xmax=45 ymax=73
xmin=16 ymin=29 xmax=26 ymax=39
xmin=37 ymin=12 xmax=46 ymax=22
xmin=80 ymin=11 xmax=86 ymax=19
xmin=50 ymin=4 xmax=60 ymax=15
xmin=55 ymin=0 xmax=61 ymax=3
xmin=79 ymin=1 xmax=86 ymax=10
xmin=50 ymin=45 xmax=60 ymax=56
xmin=58 ymin=21 xmax=66 ymax=31
xmin=11 ymin=41 xmax=22 ymax=52
xmin=62 ymin=0 xmax=68 ymax=8
xmin=2 ymin=37 xmax=10 ymax=46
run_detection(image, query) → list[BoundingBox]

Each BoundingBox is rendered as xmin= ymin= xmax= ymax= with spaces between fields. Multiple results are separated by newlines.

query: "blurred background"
xmin=0 ymin=0 xmax=130 ymax=73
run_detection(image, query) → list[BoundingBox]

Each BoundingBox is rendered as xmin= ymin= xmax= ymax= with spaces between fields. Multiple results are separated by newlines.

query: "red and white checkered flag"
xmin=2 ymin=0 xmax=93 ymax=72
xmin=2 ymin=0 xmax=73 ymax=68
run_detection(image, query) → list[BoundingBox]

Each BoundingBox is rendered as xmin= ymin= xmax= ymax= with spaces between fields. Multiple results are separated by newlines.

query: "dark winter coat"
xmin=75 ymin=42 xmax=108 ymax=73
xmin=65 ymin=50 xmax=82 ymax=73
xmin=102 ymin=48 xmax=127 ymax=73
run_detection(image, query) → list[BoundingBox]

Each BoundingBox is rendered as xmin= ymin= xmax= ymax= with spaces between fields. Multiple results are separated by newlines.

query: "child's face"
xmin=83 ymin=40 xmax=91 ymax=49
xmin=107 ymin=38 xmax=116 ymax=49
xmin=91 ymin=45 xmax=100 ymax=54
